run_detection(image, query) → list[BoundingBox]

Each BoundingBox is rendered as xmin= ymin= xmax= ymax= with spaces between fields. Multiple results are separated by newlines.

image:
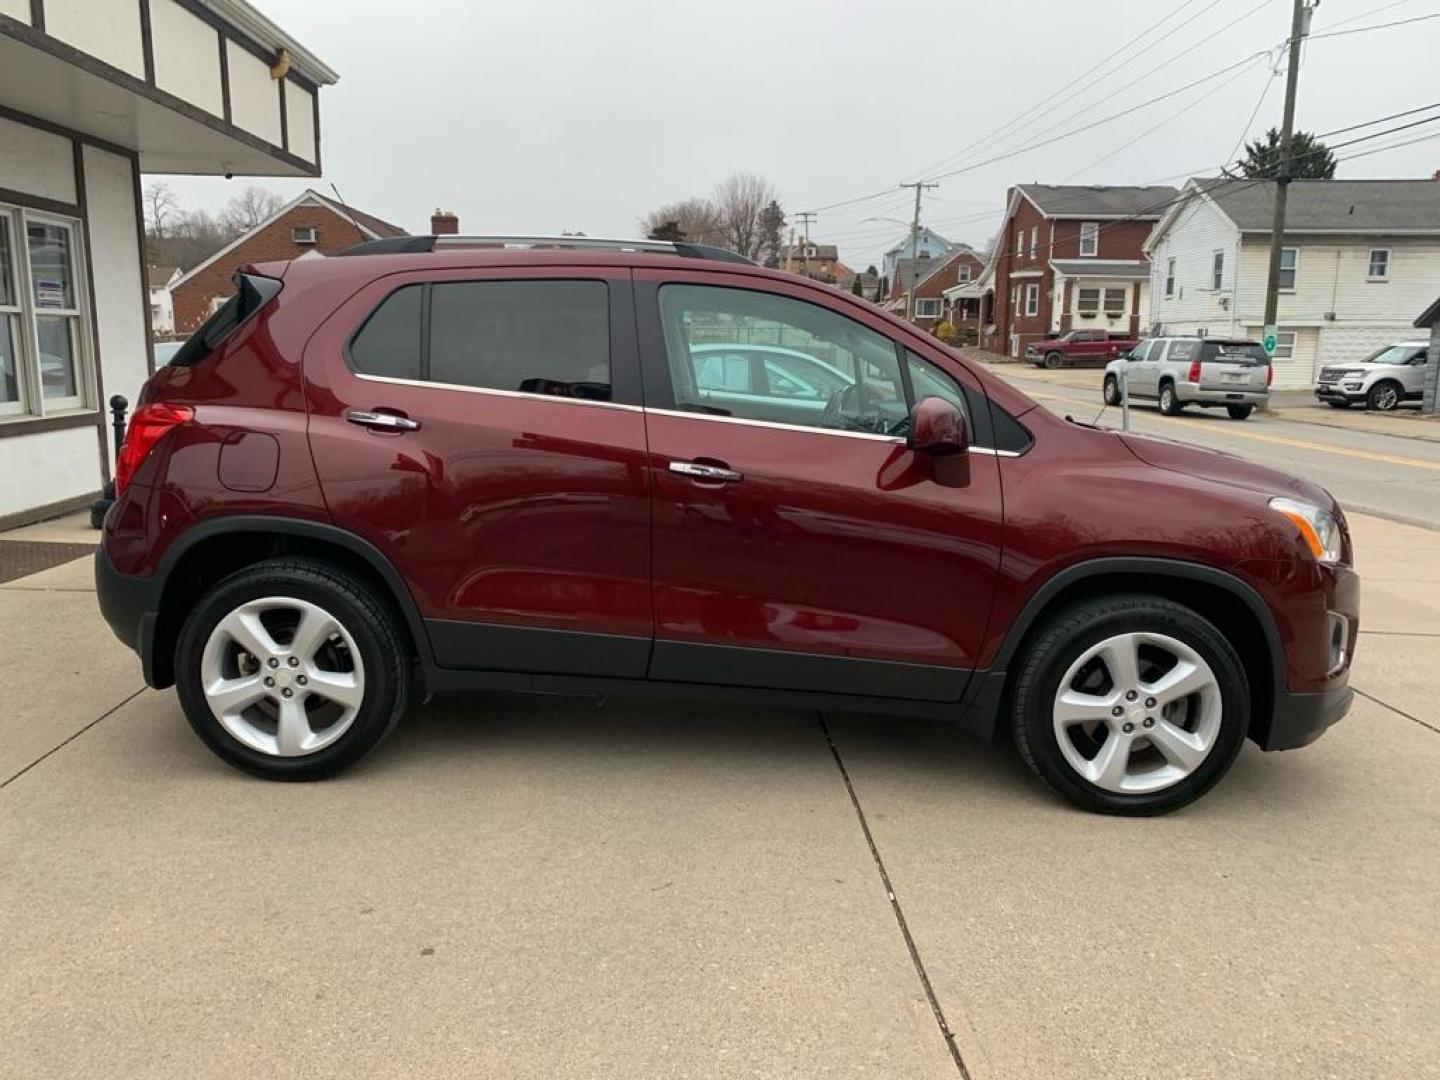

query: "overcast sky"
xmin=158 ymin=0 xmax=1440 ymax=270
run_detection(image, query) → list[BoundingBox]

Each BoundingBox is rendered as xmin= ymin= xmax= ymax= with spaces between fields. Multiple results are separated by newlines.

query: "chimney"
xmin=430 ymin=209 xmax=459 ymax=235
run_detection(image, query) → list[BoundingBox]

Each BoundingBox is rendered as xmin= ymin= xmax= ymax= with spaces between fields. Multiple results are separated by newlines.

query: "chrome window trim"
xmin=353 ymin=371 xmax=643 ymax=412
xmin=349 ymin=374 xmax=1022 ymax=455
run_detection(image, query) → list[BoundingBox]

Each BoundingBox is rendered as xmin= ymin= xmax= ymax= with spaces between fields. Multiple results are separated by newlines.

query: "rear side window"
xmin=349 ymin=284 xmax=422 ymax=379
xmin=348 ymin=279 xmax=611 ymax=400
xmin=1168 ymin=340 xmax=1197 ymax=363
xmin=1199 ymin=341 xmax=1269 ymax=365
xmin=169 ymin=272 xmax=281 ymax=366
xmin=431 ymin=280 xmax=609 ymax=398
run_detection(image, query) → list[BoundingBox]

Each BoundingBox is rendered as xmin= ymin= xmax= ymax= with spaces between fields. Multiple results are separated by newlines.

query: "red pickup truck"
xmin=1026 ymin=329 xmax=1139 ymax=369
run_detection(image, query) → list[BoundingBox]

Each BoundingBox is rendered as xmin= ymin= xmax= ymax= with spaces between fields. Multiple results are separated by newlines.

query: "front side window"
xmin=0 ymin=207 xmax=91 ymax=418
xmin=1024 ymin=284 xmax=1039 ymax=316
xmin=1077 ymin=288 xmax=1100 ymax=316
xmin=658 ymin=284 xmax=907 ymax=436
xmin=1279 ymin=248 xmax=1298 ymax=290
xmin=1080 ymin=222 xmax=1099 ymax=257
xmin=1164 ymin=258 xmax=1176 ymax=297
xmin=1367 ymin=248 xmax=1389 ymax=280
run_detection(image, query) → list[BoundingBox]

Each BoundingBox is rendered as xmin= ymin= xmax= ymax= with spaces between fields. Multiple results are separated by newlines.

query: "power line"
xmin=906 ymin=0 xmax=1222 ymax=182
xmin=1308 ymin=11 xmax=1440 ymax=38
xmin=1315 ymin=0 xmax=1414 ymax=30
xmin=958 ymin=0 xmax=1281 ymax=180
xmin=1223 ymin=65 xmax=1281 ymax=167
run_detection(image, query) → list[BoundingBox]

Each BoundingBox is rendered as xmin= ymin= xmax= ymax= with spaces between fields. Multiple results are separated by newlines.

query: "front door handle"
xmin=669 ymin=461 xmax=743 ymax=483
xmin=346 ymin=409 xmax=420 ymax=432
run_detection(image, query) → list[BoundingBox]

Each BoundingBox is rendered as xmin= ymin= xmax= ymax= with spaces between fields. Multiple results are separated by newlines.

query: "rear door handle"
xmin=669 ymin=461 xmax=743 ymax=483
xmin=346 ymin=409 xmax=420 ymax=432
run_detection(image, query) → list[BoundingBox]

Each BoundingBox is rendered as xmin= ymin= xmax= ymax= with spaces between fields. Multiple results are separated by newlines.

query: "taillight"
xmin=1266 ymin=364 xmax=1274 ymax=386
xmin=1186 ymin=360 xmax=1201 ymax=383
xmin=115 ymin=402 xmax=193 ymax=496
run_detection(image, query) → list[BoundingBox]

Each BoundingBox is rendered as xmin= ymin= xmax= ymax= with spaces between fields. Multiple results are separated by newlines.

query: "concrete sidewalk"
xmin=1 ymin=514 xmax=1437 ymax=1078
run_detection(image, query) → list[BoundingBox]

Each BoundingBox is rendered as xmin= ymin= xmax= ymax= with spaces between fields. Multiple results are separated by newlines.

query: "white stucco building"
xmin=1145 ymin=177 xmax=1440 ymax=389
xmin=0 ymin=0 xmax=335 ymax=527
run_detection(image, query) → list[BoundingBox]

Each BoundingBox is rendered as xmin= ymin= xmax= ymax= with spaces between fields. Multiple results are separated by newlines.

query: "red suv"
xmin=95 ymin=236 xmax=1357 ymax=815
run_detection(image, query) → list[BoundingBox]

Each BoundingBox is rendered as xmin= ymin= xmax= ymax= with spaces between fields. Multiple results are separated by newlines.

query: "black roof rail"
xmin=335 ymin=234 xmax=755 ymax=264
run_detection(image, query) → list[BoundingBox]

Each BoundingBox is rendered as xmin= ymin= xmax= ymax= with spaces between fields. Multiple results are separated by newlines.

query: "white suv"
xmin=1315 ymin=341 xmax=1428 ymax=411
xmin=1102 ymin=337 xmax=1271 ymax=420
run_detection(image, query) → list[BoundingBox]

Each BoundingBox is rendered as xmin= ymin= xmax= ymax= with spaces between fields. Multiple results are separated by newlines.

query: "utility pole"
xmin=1261 ymin=0 xmax=1316 ymax=358
xmin=795 ymin=211 xmax=817 ymax=279
xmin=900 ymin=181 xmax=937 ymax=321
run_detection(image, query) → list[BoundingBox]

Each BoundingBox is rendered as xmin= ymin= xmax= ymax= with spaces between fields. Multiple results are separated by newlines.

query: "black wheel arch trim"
xmin=991 ymin=556 xmax=1287 ymax=692
xmin=150 ymin=515 xmax=438 ymax=673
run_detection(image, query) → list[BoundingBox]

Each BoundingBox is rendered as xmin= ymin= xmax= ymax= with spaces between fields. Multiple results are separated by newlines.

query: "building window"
xmin=1164 ymin=257 xmax=1176 ymax=297
xmin=1211 ymin=250 xmax=1224 ymax=290
xmin=1273 ymin=330 xmax=1297 ymax=360
xmin=1076 ymin=288 xmax=1100 ymax=317
xmin=293 ymin=226 xmax=318 ymax=244
xmin=914 ymin=298 xmax=940 ymax=318
xmin=1015 ymin=231 xmax=1023 ymax=260
xmin=1080 ymin=222 xmax=1099 ymax=257
xmin=1011 ymin=285 xmax=1019 ymax=311
xmin=957 ymin=265 xmax=971 ymax=283
xmin=1103 ymin=288 xmax=1127 ymax=317
xmin=0 ymin=208 xmax=91 ymax=418
xmin=1024 ymin=283 xmax=1039 ymax=316
xmin=1279 ymin=247 xmax=1298 ymax=290
xmin=1029 ymin=226 xmax=1037 ymax=259
xmin=1367 ymin=248 xmax=1389 ymax=280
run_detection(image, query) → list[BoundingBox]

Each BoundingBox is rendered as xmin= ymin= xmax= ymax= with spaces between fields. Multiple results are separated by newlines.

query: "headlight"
xmin=1269 ymin=497 xmax=1343 ymax=562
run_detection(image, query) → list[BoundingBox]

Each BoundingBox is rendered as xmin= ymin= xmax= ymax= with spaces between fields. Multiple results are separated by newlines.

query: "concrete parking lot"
xmin=2 ymin=511 xmax=1438 ymax=1079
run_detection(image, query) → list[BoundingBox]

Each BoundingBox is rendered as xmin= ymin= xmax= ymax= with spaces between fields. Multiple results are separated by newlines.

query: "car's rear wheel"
xmin=1158 ymin=382 xmax=1183 ymax=415
xmin=1367 ymin=380 xmax=1402 ymax=411
xmin=1103 ymin=375 xmax=1120 ymax=406
xmin=1044 ymin=351 xmax=1064 ymax=370
xmin=175 ymin=558 xmax=411 ymax=780
xmin=1226 ymin=404 xmax=1254 ymax=420
xmin=1010 ymin=595 xmax=1249 ymax=815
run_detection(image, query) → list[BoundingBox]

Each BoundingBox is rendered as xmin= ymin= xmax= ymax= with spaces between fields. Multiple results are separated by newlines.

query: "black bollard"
xmin=90 ymin=395 xmax=130 ymax=529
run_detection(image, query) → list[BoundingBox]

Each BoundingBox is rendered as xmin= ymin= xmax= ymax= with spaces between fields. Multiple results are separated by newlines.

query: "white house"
xmin=1144 ymin=177 xmax=1440 ymax=389
xmin=147 ymin=265 xmax=180 ymax=338
xmin=882 ymin=226 xmax=955 ymax=281
xmin=0 ymin=0 xmax=335 ymax=528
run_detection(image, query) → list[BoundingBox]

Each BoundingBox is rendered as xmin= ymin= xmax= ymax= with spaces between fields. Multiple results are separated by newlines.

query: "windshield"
xmin=1360 ymin=345 xmax=1424 ymax=365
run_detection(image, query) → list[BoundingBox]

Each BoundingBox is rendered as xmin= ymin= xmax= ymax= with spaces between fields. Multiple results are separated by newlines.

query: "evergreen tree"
xmin=1237 ymin=127 xmax=1336 ymax=180
xmin=758 ymin=200 xmax=786 ymax=268
xmin=647 ymin=220 xmax=686 ymax=242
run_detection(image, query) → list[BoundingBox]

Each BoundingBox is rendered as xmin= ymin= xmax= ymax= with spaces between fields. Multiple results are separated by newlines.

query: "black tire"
xmin=1010 ymin=595 xmax=1249 ymax=815
xmin=1367 ymin=380 xmax=1402 ymax=412
xmin=1325 ymin=400 xmax=1351 ymax=409
xmin=175 ymin=558 xmax=411 ymax=780
xmin=1226 ymin=404 xmax=1254 ymax=420
xmin=1043 ymin=351 xmax=1064 ymax=370
xmin=1103 ymin=375 xmax=1120 ymax=406
xmin=1158 ymin=381 xmax=1183 ymax=415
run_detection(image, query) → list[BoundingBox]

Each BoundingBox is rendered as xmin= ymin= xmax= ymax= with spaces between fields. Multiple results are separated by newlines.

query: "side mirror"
xmin=907 ymin=396 xmax=969 ymax=456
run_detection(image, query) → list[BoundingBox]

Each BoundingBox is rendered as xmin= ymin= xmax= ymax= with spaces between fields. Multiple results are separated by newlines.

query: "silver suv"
xmin=1102 ymin=337 xmax=1271 ymax=420
xmin=1315 ymin=340 xmax=1428 ymax=411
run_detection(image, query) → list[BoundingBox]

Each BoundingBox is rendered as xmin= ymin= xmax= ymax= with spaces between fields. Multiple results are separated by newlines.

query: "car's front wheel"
xmin=1010 ymin=595 xmax=1249 ymax=815
xmin=175 ymin=558 xmax=411 ymax=780
xmin=1367 ymin=380 xmax=1402 ymax=411
xmin=1043 ymin=351 xmax=1065 ymax=370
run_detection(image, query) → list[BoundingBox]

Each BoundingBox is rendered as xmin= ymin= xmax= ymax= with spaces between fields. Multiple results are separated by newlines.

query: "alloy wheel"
xmin=1371 ymin=384 xmax=1399 ymax=411
xmin=1051 ymin=631 xmax=1222 ymax=794
xmin=199 ymin=596 xmax=366 ymax=757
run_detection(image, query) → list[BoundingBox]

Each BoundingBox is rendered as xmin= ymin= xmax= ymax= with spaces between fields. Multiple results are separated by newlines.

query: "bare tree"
xmin=712 ymin=173 xmax=775 ymax=262
xmin=144 ymin=181 xmax=180 ymax=242
xmin=220 ymin=186 xmax=284 ymax=234
xmin=639 ymin=197 xmax=725 ymax=247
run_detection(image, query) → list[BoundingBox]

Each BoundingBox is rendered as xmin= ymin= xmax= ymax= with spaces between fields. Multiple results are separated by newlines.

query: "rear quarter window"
xmin=169 ymin=272 xmax=281 ymax=366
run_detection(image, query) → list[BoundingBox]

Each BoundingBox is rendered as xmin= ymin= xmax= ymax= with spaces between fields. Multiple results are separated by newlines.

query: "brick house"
xmin=170 ymin=190 xmax=407 ymax=334
xmin=884 ymin=248 xmax=986 ymax=334
xmin=988 ymin=184 xmax=1177 ymax=357
xmin=780 ymin=242 xmax=841 ymax=283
